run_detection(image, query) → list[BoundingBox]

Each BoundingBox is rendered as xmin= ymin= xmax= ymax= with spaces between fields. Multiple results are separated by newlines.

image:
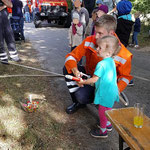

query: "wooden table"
xmin=105 ymin=107 xmax=150 ymax=150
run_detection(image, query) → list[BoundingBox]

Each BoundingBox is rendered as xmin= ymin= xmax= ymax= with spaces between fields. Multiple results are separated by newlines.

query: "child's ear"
xmin=109 ymin=30 xmax=114 ymax=36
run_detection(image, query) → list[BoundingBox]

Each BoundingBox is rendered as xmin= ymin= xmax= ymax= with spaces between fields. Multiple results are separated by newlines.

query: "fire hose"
xmin=0 ymin=61 xmax=89 ymax=80
xmin=1 ymin=60 xmax=149 ymax=106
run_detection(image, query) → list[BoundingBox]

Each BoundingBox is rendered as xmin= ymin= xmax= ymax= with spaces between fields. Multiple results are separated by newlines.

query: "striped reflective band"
xmin=0 ymin=52 xmax=7 ymax=56
xmin=65 ymin=56 xmax=77 ymax=63
xmin=9 ymin=50 xmax=17 ymax=55
xmin=0 ymin=56 xmax=8 ymax=60
xmin=118 ymin=78 xmax=129 ymax=85
xmin=69 ymin=87 xmax=79 ymax=93
xmin=114 ymin=56 xmax=126 ymax=64
xmin=66 ymin=81 xmax=77 ymax=86
xmin=10 ymin=54 xmax=18 ymax=58
xmin=84 ymin=42 xmax=96 ymax=50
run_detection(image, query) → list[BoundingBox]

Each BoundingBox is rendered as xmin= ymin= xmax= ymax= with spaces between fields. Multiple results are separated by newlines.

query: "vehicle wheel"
xmin=35 ymin=23 xmax=40 ymax=28
xmin=34 ymin=14 xmax=41 ymax=28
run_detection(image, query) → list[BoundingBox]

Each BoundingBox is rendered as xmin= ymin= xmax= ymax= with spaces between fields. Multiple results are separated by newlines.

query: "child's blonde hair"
xmin=95 ymin=15 xmax=117 ymax=32
xmin=134 ymin=11 xmax=140 ymax=18
xmin=97 ymin=36 xmax=121 ymax=57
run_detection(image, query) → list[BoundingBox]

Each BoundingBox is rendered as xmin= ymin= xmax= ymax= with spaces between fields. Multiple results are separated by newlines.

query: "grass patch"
xmin=0 ymin=42 xmax=78 ymax=150
xmin=138 ymin=23 xmax=150 ymax=47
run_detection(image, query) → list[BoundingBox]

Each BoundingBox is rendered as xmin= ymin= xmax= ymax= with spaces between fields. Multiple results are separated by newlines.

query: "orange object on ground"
xmin=20 ymin=100 xmax=39 ymax=112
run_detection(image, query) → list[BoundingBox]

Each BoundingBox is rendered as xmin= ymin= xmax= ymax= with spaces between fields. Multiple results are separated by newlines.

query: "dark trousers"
xmin=132 ymin=31 xmax=139 ymax=45
xmin=20 ymin=17 xmax=25 ymax=40
xmin=0 ymin=9 xmax=18 ymax=61
xmin=63 ymin=66 xmax=95 ymax=104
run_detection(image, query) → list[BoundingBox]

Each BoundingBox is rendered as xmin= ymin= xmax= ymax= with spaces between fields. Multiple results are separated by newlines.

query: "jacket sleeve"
xmin=117 ymin=54 xmax=133 ymax=92
xmin=65 ymin=39 xmax=87 ymax=73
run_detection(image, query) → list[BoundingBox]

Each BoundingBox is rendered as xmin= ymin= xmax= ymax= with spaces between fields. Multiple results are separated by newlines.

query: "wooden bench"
xmin=105 ymin=107 xmax=150 ymax=150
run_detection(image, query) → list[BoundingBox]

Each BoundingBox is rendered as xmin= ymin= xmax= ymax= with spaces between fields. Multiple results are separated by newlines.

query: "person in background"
xmin=85 ymin=8 xmax=98 ymax=37
xmin=12 ymin=0 xmax=25 ymax=41
xmin=116 ymin=0 xmax=134 ymax=86
xmin=69 ymin=12 xmax=83 ymax=51
xmin=85 ymin=5 xmax=108 ymax=37
xmin=105 ymin=0 xmax=121 ymax=19
xmin=130 ymin=11 xmax=141 ymax=48
xmin=102 ymin=0 xmax=119 ymax=13
xmin=96 ymin=0 xmax=104 ymax=7
xmin=115 ymin=0 xmax=134 ymax=47
xmin=24 ymin=4 xmax=30 ymax=23
xmin=89 ymin=4 xmax=108 ymax=36
xmin=78 ymin=36 xmax=120 ymax=138
xmin=72 ymin=0 xmax=89 ymax=38
xmin=0 ymin=0 xmax=21 ymax=63
xmin=96 ymin=4 xmax=108 ymax=19
xmin=30 ymin=4 xmax=34 ymax=21
xmin=32 ymin=5 xmax=39 ymax=21
xmin=63 ymin=15 xmax=132 ymax=114
xmin=83 ymin=0 xmax=96 ymax=18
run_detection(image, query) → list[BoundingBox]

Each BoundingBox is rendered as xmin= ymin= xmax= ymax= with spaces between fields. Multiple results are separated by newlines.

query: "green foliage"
xmin=131 ymin=0 xmax=150 ymax=15
xmin=67 ymin=0 xmax=73 ymax=10
xmin=138 ymin=23 xmax=150 ymax=47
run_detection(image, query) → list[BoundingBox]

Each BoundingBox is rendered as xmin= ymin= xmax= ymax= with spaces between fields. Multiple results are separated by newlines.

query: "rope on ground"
xmin=1 ymin=61 xmax=150 ymax=82
xmin=0 ymin=74 xmax=65 ymax=78
xmin=0 ymin=61 xmax=64 ymax=77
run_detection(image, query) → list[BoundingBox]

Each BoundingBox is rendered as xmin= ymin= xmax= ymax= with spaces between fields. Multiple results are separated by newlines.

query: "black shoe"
xmin=128 ymin=80 xmax=134 ymax=86
xmin=0 ymin=59 xmax=9 ymax=65
xmin=66 ymin=102 xmax=86 ymax=114
xmin=10 ymin=57 xmax=22 ymax=62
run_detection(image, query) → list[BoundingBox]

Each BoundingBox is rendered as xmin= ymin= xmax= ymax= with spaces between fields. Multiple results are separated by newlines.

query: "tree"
xmin=131 ymin=0 xmax=150 ymax=15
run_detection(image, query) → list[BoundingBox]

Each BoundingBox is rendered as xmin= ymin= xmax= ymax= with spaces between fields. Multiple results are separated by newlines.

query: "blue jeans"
xmin=25 ymin=12 xmax=30 ymax=23
xmin=132 ymin=31 xmax=139 ymax=45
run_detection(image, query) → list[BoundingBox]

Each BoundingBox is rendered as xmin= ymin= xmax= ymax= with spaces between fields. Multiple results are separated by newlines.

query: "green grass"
xmin=0 ymin=42 xmax=78 ymax=150
xmin=138 ymin=23 xmax=150 ymax=47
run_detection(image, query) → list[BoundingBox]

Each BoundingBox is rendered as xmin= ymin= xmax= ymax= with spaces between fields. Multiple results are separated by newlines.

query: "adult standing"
xmin=96 ymin=0 xmax=104 ymax=7
xmin=72 ymin=0 xmax=89 ymax=38
xmin=83 ymin=0 xmax=96 ymax=18
xmin=24 ymin=4 xmax=30 ymax=23
xmin=12 ymin=0 xmax=25 ymax=40
xmin=103 ymin=0 xmax=120 ymax=13
xmin=115 ymin=0 xmax=134 ymax=47
xmin=0 ymin=0 xmax=21 ymax=63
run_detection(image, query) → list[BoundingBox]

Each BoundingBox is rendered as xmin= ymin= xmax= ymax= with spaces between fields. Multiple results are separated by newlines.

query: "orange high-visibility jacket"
xmin=65 ymin=34 xmax=133 ymax=92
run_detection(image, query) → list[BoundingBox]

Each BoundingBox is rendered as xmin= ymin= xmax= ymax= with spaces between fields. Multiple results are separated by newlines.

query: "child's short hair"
xmin=97 ymin=36 xmax=121 ymax=56
xmin=134 ymin=11 xmax=140 ymax=18
xmin=95 ymin=14 xmax=117 ymax=32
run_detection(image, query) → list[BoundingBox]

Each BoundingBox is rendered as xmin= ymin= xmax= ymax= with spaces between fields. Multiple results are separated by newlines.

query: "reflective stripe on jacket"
xmin=65 ymin=34 xmax=133 ymax=92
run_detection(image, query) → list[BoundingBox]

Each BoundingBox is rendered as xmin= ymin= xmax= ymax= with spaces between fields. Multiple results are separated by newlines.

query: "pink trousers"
xmin=98 ymin=105 xmax=112 ymax=128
